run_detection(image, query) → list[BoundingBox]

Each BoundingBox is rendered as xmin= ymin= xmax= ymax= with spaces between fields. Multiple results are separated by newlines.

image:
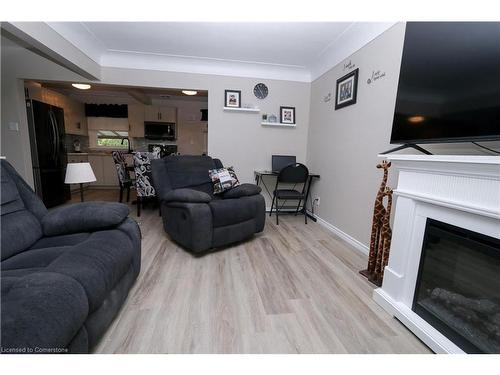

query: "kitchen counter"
xmin=67 ymin=151 xmax=121 ymax=156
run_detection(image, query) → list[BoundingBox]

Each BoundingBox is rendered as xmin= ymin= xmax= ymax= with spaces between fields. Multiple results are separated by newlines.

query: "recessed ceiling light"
xmin=408 ymin=115 xmax=425 ymax=124
xmin=72 ymin=83 xmax=91 ymax=90
xmin=182 ymin=90 xmax=197 ymax=96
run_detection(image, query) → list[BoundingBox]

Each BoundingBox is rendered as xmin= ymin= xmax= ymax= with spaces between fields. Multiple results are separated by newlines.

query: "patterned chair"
xmin=111 ymin=151 xmax=134 ymax=203
xmin=133 ymin=149 xmax=161 ymax=216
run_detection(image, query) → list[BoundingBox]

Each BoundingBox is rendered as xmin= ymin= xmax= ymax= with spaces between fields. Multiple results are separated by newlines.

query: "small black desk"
xmin=254 ymin=170 xmax=320 ymax=222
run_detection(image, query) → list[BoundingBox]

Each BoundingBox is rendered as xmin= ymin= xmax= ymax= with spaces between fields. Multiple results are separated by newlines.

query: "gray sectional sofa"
xmin=151 ymin=155 xmax=265 ymax=253
xmin=1 ymin=160 xmax=141 ymax=353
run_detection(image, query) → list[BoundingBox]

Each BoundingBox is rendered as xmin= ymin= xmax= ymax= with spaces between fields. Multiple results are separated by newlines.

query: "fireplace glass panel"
xmin=413 ymin=219 xmax=500 ymax=353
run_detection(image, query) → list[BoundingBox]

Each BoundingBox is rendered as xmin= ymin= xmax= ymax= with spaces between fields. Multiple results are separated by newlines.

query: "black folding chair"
xmin=269 ymin=163 xmax=309 ymax=225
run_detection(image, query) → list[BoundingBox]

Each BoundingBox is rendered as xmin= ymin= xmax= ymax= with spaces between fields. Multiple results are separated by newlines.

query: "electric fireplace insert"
xmin=413 ymin=219 xmax=500 ymax=353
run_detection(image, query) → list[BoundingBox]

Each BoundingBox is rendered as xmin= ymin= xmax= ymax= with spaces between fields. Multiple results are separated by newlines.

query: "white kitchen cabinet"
xmin=102 ymin=155 xmax=119 ymax=186
xmin=88 ymin=155 xmax=104 ymax=186
xmin=159 ymin=106 xmax=177 ymax=123
xmin=89 ymin=154 xmax=119 ymax=187
xmin=87 ymin=155 xmax=118 ymax=187
xmin=128 ymin=104 xmax=145 ymax=137
xmin=144 ymin=105 xmax=159 ymax=122
xmin=144 ymin=105 xmax=177 ymax=123
xmin=64 ymin=98 xmax=87 ymax=136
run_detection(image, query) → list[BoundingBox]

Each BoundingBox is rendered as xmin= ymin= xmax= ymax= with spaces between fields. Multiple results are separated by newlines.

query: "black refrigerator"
xmin=26 ymin=99 xmax=70 ymax=208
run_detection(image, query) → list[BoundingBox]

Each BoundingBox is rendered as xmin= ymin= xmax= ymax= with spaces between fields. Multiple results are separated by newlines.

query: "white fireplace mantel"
xmin=373 ymin=154 xmax=500 ymax=354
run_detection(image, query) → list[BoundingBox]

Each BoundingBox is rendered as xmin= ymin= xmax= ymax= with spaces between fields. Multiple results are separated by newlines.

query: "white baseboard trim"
xmin=309 ymin=211 xmax=369 ymax=256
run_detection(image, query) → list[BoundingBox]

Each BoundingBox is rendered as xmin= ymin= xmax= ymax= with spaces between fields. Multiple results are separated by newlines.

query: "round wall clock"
xmin=253 ymin=83 xmax=268 ymax=99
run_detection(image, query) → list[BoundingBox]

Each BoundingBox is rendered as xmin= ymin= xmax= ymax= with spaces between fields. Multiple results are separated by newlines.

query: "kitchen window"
xmin=96 ymin=130 xmax=129 ymax=148
xmin=87 ymin=117 xmax=131 ymax=150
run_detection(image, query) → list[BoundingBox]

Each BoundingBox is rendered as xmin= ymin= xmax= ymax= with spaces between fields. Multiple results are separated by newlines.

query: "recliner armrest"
xmin=221 ymin=183 xmax=261 ymax=199
xmin=42 ymin=202 xmax=130 ymax=237
xmin=163 ymin=188 xmax=212 ymax=203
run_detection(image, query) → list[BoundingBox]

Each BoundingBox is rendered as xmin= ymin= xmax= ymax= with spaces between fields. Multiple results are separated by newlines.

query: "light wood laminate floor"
xmin=74 ymin=189 xmax=431 ymax=353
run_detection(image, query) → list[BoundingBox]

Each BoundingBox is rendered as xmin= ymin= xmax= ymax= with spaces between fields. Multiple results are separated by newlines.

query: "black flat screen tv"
xmin=390 ymin=22 xmax=500 ymax=144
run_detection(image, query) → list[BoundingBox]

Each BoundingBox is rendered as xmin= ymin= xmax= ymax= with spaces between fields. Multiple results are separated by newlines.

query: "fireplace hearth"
xmin=413 ymin=219 xmax=500 ymax=353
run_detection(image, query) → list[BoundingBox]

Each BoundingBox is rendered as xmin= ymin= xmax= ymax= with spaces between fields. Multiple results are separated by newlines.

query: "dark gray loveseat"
xmin=151 ymin=155 xmax=265 ymax=253
xmin=1 ymin=160 xmax=141 ymax=353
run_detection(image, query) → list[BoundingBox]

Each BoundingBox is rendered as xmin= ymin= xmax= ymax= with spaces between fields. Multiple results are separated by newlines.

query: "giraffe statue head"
xmin=375 ymin=160 xmax=391 ymax=194
xmin=376 ymin=160 xmax=392 ymax=170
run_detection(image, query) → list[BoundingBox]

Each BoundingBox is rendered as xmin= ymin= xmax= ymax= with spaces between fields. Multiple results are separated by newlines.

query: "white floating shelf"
xmin=223 ymin=107 xmax=260 ymax=113
xmin=261 ymin=122 xmax=296 ymax=127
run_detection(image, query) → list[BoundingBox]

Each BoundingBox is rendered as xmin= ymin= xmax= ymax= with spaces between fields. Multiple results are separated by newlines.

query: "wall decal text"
xmin=343 ymin=60 xmax=356 ymax=71
xmin=367 ymin=70 xmax=386 ymax=85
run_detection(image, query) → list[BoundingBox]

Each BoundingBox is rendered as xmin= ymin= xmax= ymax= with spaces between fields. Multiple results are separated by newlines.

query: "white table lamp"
xmin=65 ymin=162 xmax=96 ymax=202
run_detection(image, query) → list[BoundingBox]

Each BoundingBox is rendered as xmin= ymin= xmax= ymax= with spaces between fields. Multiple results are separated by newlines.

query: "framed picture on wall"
xmin=335 ymin=68 xmax=359 ymax=110
xmin=280 ymin=106 xmax=295 ymax=124
xmin=224 ymin=90 xmax=241 ymax=108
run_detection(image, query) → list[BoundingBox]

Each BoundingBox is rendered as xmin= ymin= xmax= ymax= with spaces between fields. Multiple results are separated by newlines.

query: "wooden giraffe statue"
xmin=360 ymin=160 xmax=393 ymax=286
xmin=372 ymin=186 xmax=393 ymax=286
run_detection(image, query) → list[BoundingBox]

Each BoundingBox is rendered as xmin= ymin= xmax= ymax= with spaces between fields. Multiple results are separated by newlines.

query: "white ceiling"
xmin=47 ymin=22 xmax=395 ymax=82
xmin=83 ymin=22 xmax=350 ymax=67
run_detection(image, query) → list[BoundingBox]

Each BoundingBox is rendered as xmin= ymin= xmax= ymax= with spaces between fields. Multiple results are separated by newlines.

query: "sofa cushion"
xmin=2 ymin=246 xmax=71 ymax=271
xmin=209 ymin=197 xmax=256 ymax=228
xmin=1 ymin=163 xmax=44 ymax=261
xmin=30 ymin=232 xmax=91 ymax=250
xmin=2 ymin=267 xmax=45 ymax=279
xmin=1 ymin=210 xmax=43 ymax=261
xmin=1 ymin=172 xmax=24 ymax=215
xmin=1 ymin=272 xmax=88 ymax=352
xmin=1 ymin=160 xmax=47 ymax=220
xmin=42 ymin=202 xmax=129 ymax=237
xmin=46 ymin=229 xmax=137 ymax=312
xmin=222 ymin=183 xmax=261 ymax=199
xmin=163 ymin=188 xmax=212 ymax=203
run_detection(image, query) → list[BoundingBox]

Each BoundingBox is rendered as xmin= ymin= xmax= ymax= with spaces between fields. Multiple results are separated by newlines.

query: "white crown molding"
xmin=100 ymin=50 xmax=312 ymax=82
xmin=310 ymin=22 xmax=397 ymax=81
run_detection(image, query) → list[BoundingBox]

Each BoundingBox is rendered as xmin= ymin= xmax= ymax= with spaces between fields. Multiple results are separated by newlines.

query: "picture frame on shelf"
xmin=224 ymin=90 xmax=241 ymax=108
xmin=335 ymin=68 xmax=359 ymax=110
xmin=280 ymin=106 xmax=295 ymax=124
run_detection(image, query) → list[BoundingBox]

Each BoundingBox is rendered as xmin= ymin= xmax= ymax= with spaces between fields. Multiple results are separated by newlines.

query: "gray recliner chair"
xmin=1 ymin=160 xmax=141 ymax=353
xmin=151 ymin=155 xmax=265 ymax=253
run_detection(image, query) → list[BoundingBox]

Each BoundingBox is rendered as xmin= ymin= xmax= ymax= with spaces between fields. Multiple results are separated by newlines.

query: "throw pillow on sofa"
xmin=209 ymin=166 xmax=240 ymax=194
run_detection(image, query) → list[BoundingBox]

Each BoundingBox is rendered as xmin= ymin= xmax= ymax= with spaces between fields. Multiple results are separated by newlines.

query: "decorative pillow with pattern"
xmin=209 ymin=166 xmax=240 ymax=194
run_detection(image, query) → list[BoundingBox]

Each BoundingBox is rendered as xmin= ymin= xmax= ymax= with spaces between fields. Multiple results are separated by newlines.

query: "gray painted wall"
xmin=306 ymin=22 xmax=500 ymax=251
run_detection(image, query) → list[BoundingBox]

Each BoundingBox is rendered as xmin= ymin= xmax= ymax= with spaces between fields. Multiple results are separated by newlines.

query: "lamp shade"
xmin=65 ymin=162 xmax=96 ymax=184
